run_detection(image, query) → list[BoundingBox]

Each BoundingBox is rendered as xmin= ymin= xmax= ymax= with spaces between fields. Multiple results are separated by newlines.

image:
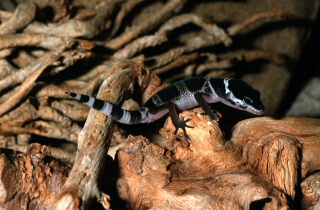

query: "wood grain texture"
xmin=116 ymin=110 xmax=320 ymax=209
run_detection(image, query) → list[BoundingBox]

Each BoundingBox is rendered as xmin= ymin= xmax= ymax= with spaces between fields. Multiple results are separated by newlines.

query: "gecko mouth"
xmin=254 ymin=110 xmax=265 ymax=115
xmin=243 ymin=102 xmax=265 ymax=115
xmin=246 ymin=102 xmax=265 ymax=115
xmin=248 ymin=107 xmax=265 ymax=115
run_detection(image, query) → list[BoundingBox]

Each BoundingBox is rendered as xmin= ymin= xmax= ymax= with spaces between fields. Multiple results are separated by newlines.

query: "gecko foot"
xmin=173 ymin=116 xmax=194 ymax=136
xmin=200 ymin=110 xmax=220 ymax=121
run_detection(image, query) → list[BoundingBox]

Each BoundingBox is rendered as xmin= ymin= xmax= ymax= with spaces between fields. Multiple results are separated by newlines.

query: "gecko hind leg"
xmin=194 ymin=92 xmax=220 ymax=121
xmin=168 ymin=103 xmax=194 ymax=136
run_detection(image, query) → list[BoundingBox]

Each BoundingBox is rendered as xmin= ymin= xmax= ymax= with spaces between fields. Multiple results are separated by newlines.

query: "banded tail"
xmin=66 ymin=92 xmax=148 ymax=124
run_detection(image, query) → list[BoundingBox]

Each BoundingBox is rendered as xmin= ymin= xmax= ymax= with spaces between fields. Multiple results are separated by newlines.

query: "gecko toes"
xmin=200 ymin=111 xmax=220 ymax=121
xmin=173 ymin=117 xmax=194 ymax=135
xmin=181 ymin=116 xmax=192 ymax=123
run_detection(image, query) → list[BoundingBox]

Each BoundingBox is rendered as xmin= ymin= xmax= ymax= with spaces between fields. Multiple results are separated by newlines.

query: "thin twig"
xmin=0 ymin=33 xmax=73 ymax=50
xmin=154 ymin=53 xmax=200 ymax=74
xmin=112 ymin=34 xmax=167 ymax=60
xmin=227 ymin=8 xmax=294 ymax=36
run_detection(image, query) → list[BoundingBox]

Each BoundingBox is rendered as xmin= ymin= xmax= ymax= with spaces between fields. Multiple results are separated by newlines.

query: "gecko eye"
xmin=243 ymin=97 xmax=253 ymax=105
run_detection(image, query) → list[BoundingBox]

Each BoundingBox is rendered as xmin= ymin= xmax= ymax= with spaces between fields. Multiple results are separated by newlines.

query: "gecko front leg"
xmin=194 ymin=92 xmax=220 ymax=121
xmin=168 ymin=103 xmax=194 ymax=136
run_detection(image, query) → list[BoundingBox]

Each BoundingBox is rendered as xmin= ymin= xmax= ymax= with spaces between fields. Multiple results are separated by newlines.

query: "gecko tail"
xmin=66 ymin=92 xmax=148 ymax=124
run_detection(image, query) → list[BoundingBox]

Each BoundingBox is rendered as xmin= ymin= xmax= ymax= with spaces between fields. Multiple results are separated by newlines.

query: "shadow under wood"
xmin=250 ymin=197 xmax=272 ymax=210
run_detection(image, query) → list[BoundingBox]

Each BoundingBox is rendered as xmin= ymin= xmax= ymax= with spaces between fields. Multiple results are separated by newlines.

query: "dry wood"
xmin=301 ymin=172 xmax=320 ymax=209
xmin=0 ymin=55 xmax=54 ymax=94
xmin=154 ymin=52 xmax=200 ymax=74
xmin=227 ymin=8 xmax=294 ymax=36
xmin=8 ymin=144 xmax=76 ymax=164
xmin=105 ymin=0 xmax=188 ymax=50
xmin=231 ymin=117 xmax=320 ymax=198
xmin=0 ymin=47 xmax=66 ymax=117
xmin=0 ymin=33 xmax=74 ymax=50
xmin=0 ymin=10 xmax=12 ymax=22
xmin=0 ymin=1 xmax=36 ymax=35
xmin=196 ymin=50 xmax=284 ymax=75
xmin=48 ymin=59 xmax=155 ymax=209
xmin=112 ymin=35 xmax=167 ymax=60
xmin=116 ymin=109 xmax=320 ymax=209
xmin=141 ymin=71 xmax=163 ymax=104
xmin=32 ymin=0 xmax=69 ymax=22
xmin=157 ymin=13 xmax=232 ymax=47
xmin=0 ymin=143 xmax=70 ymax=208
xmin=0 ymin=99 xmax=81 ymax=142
xmin=24 ymin=0 xmax=119 ymax=38
xmin=0 ymin=59 xmax=16 ymax=79
xmin=0 ymin=1 xmax=314 ymax=209
xmin=110 ymin=0 xmax=145 ymax=37
xmin=148 ymin=47 xmax=185 ymax=69
xmin=50 ymin=99 xmax=89 ymax=122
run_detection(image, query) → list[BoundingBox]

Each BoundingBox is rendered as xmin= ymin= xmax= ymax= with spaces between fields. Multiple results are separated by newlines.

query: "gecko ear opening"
xmin=226 ymin=92 xmax=231 ymax=100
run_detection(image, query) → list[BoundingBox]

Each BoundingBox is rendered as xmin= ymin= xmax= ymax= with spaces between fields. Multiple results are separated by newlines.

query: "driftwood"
xmin=1 ymin=108 xmax=320 ymax=209
xmin=116 ymin=111 xmax=320 ymax=209
xmin=0 ymin=58 xmax=157 ymax=209
xmin=48 ymin=59 xmax=155 ymax=209
xmin=0 ymin=0 xmax=318 ymax=209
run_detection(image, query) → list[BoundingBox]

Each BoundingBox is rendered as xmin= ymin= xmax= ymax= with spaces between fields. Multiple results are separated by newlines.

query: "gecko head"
xmin=223 ymin=78 xmax=265 ymax=115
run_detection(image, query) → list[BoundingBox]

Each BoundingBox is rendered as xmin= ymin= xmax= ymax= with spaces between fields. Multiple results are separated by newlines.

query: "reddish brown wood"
xmin=116 ymin=109 xmax=320 ymax=209
xmin=0 ymin=143 xmax=70 ymax=209
xmin=0 ymin=1 xmax=317 ymax=209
